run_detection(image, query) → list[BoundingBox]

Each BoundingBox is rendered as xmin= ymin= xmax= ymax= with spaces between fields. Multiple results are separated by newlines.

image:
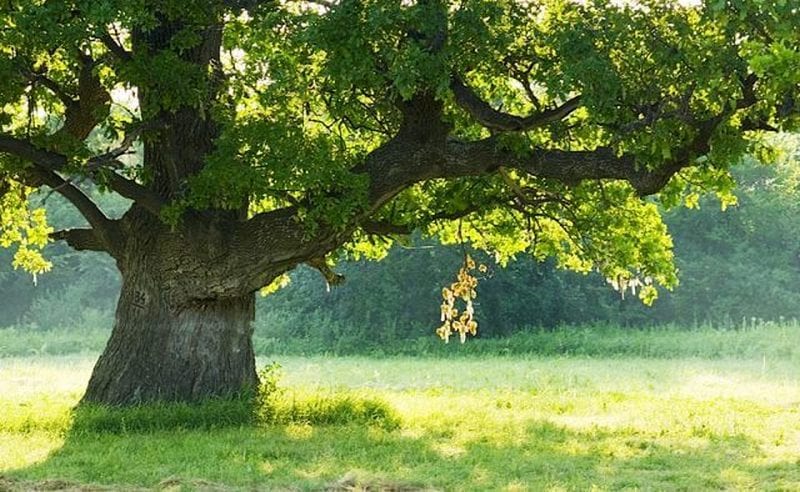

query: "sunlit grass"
xmin=2 ymin=350 xmax=799 ymax=490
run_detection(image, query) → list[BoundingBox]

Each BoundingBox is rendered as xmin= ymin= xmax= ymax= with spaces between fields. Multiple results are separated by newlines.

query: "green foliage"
xmin=0 ymin=183 xmax=52 ymax=276
xmin=3 ymin=0 xmax=799 ymax=300
xmin=254 ymin=360 xmax=283 ymax=422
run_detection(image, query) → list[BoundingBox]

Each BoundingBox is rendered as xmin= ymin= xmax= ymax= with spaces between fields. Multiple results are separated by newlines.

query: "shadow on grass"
xmin=56 ymin=390 xmax=399 ymax=436
xmin=5 ymin=397 xmax=800 ymax=491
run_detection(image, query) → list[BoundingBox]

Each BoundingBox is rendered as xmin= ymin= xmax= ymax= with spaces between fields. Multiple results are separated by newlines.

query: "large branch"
xmin=6 ymin=52 xmax=166 ymax=216
xmin=26 ymin=168 xmax=124 ymax=255
xmin=356 ymin=137 xmax=684 ymax=209
xmin=98 ymin=31 xmax=132 ymax=61
xmin=102 ymin=171 xmax=165 ymax=215
xmin=230 ymin=136 xmax=682 ymax=296
xmin=29 ymin=169 xmax=109 ymax=229
xmin=230 ymin=74 xmax=774 ymax=295
xmin=440 ymin=139 xmax=682 ymax=196
xmin=360 ymin=113 xmax=736 ymax=214
xmin=0 ymin=133 xmax=164 ymax=215
xmin=50 ymin=228 xmax=108 ymax=252
xmin=233 ymin=101 xmax=677 ymax=293
xmin=47 ymin=52 xmax=112 ymax=143
xmin=0 ymin=136 xmax=118 ymax=238
xmin=0 ymin=134 xmax=67 ymax=169
xmin=451 ymin=76 xmax=582 ymax=132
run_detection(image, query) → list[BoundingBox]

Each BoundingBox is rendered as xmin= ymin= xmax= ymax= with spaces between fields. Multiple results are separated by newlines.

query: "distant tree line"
xmin=2 ymin=157 xmax=800 ymax=342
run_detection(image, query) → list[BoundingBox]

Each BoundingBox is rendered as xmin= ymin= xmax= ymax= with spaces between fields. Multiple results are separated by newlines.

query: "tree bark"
xmin=81 ymin=213 xmax=259 ymax=406
xmin=83 ymin=282 xmax=257 ymax=405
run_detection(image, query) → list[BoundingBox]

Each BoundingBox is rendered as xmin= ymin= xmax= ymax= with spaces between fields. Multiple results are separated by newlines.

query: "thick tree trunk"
xmin=83 ymin=280 xmax=257 ymax=405
xmin=81 ymin=212 xmax=260 ymax=405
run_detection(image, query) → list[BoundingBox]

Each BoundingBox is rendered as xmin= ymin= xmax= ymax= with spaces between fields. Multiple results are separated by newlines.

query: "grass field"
xmin=1 ymin=327 xmax=800 ymax=490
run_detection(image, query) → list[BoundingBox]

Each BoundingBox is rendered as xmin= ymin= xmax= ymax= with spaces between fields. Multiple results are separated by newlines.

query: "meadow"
xmin=1 ymin=324 xmax=799 ymax=491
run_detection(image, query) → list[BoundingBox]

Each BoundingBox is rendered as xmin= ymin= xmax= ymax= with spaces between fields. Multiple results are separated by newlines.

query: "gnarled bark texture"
xmin=82 ymin=211 xmax=262 ymax=405
xmin=83 ymin=285 xmax=257 ymax=405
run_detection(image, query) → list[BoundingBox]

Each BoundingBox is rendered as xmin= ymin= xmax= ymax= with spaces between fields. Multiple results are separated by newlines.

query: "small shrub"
xmin=255 ymin=361 xmax=284 ymax=423
xmin=256 ymin=361 xmax=399 ymax=429
xmin=272 ymin=391 xmax=400 ymax=430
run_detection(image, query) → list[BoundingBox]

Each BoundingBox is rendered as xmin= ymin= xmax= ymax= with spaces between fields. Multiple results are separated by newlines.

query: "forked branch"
xmin=0 ymin=133 xmax=164 ymax=216
xmin=451 ymin=76 xmax=582 ymax=132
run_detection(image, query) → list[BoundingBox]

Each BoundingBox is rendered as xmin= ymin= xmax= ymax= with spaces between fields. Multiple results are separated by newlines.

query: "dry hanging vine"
xmin=437 ymin=254 xmax=487 ymax=343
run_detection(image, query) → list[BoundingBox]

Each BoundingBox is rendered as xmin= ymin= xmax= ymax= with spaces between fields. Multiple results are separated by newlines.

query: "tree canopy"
xmin=1 ymin=1 xmax=797 ymax=287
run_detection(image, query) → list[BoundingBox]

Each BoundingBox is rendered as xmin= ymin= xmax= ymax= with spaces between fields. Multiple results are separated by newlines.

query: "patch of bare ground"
xmin=325 ymin=473 xmax=436 ymax=492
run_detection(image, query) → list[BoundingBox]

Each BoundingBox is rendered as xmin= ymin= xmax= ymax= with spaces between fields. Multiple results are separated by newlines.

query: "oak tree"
xmin=0 ymin=0 xmax=798 ymax=404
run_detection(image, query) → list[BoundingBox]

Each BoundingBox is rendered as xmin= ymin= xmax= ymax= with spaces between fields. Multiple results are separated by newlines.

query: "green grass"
xmin=3 ymin=320 xmax=800 ymax=359
xmin=2 ymin=345 xmax=800 ymax=491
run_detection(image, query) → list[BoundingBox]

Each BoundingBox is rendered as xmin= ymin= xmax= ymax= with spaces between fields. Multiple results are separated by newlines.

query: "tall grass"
xmin=0 ymin=326 xmax=109 ymax=356
xmin=3 ymin=320 xmax=797 ymax=359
